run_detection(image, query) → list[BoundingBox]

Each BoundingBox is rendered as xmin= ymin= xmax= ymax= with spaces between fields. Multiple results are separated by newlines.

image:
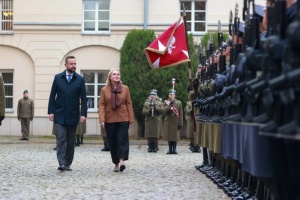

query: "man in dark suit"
xmin=48 ymin=55 xmax=87 ymax=171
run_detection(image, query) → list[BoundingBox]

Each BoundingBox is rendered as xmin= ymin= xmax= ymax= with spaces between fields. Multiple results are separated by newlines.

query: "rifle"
xmin=218 ymin=20 xmax=226 ymax=74
xmin=260 ymin=0 xmax=300 ymax=135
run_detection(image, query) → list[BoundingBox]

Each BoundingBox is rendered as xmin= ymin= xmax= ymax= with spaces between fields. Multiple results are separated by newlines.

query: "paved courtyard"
xmin=0 ymin=136 xmax=229 ymax=200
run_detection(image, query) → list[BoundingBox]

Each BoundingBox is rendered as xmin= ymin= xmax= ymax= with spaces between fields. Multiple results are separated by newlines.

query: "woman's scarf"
xmin=111 ymin=82 xmax=122 ymax=109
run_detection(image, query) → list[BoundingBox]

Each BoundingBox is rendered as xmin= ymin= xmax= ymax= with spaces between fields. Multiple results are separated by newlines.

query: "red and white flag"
xmin=144 ymin=17 xmax=190 ymax=70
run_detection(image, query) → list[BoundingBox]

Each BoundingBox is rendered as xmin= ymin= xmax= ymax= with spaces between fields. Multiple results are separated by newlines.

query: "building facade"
xmin=0 ymin=0 xmax=261 ymax=136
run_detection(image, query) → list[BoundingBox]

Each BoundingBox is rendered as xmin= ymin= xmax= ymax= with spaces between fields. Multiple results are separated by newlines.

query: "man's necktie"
xmin=67 ymin=74 xmax=72 ymax=83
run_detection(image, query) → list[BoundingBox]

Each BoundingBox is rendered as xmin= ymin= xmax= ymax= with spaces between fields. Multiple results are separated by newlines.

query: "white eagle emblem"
xmin=167 ymin=36 xmax=176 ymax=54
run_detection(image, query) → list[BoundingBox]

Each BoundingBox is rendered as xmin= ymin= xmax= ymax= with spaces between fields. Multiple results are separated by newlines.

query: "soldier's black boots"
xmin=151 ymin=142 xmax=157 ymax=153
xmin=101 ymin=142 xmax=110 ymax=151
xmin=147 ymin=142 xmax=157 ymax=152
xmin=203 ymin=147 xmax=209 ymax=163
xmin=191 ymin=145 xmax=201 ymax=153
xmin=147 ymin=142 xmax=152 ymax=152
xmin=76 ymin=135 xmax=80 ymax=146
xmin=167 ymin=141 xmax=172 ymax=154
xmin=80 ymin=135 xmax=84 ymax=144
xmin=189 ymin=142 xmax=195 ymax=150
xmin=172 ymin=142 xmax=178 ymax=154
xmin=155 ymin=142 xmax=159 ymax=151
xmin=166 ymin=141 xmax=178 ymax=154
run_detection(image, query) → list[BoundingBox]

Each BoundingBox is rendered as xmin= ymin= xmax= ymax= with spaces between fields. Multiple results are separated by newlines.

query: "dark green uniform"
xmin=142 ymin=92 xmax=163 ymax=152
xmin=75 ymin=120 xmax=86 ymax=146
xmin=101 ymin=125 xmax=110 ymax=151
xmin=17 ymin=91 xmax=34 ymax=140
xmin=162 ymin=89 xmax=183 ymax=154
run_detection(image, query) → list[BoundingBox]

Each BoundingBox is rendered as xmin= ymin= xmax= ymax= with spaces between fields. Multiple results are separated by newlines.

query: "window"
xmin=1 ymin=72 xmax=13 ymax=111
xmin=83 ymin=0 xmax=110 ymax=33
xmin=180 ymin=1 xmax=206 ymax=33
xmin=82 ymin=71 xmax=108 ymax=112
xmin=0 ymin=0 xmax=13 ymax=32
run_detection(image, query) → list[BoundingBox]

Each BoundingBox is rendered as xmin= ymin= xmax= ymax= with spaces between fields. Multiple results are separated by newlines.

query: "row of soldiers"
xmin=190 ymin=0 xmax=300 ymax=200
xmin=141 ymin=88 xmax=202 ymax=154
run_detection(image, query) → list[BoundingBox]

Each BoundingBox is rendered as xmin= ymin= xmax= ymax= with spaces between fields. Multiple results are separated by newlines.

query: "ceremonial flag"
xmin=144 ymin=17 xmax=190 ymax=70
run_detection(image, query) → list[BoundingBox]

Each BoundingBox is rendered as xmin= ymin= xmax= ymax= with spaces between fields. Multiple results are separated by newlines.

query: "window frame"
xmin=81 ymin=70 xmax=108 ymax=112
xmin=82 ymin=0 xmax=110 ymax=34
xmin=180 ymin=0 xmax=207 ymax=35
xmin=0 ymin=71 xmax=14 ymax=112
xmin=0 ymin=0 xmax=13 ymax=33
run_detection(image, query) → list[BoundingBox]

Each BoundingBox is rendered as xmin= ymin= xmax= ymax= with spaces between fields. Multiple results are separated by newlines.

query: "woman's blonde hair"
xmin=105 ymin=68 xmax=121 ymax=85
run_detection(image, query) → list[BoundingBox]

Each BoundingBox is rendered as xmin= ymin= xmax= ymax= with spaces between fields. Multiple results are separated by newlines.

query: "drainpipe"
xmin=144 ymin=0 xmax=148 ymax=30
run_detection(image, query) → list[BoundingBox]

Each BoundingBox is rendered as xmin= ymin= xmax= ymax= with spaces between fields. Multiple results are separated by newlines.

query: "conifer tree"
xmin=120 ymin=30 xmax=198 ymax=137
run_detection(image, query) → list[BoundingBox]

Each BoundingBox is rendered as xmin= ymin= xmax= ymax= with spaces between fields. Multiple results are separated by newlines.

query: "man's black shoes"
xmin=58 ymin=165 xmax=72 ymax=171
xmin=58 ymin=165 xmax=66 ymax=171
xmin=65 ymin=166 xmax=72 ymax=171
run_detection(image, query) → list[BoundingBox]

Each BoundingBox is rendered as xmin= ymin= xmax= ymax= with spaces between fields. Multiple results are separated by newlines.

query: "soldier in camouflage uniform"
xmin=142 ymin=91 xmax=163 ymax=152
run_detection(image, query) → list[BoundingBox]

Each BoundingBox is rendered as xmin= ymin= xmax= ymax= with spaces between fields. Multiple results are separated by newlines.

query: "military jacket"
xmin=184 ymin=100 xmax=194 ymax=139
xmin=162 ymin=98 xmax=183 ymax=141
xmin=17 ymin=98 xmax=34 ymax=119
xmin=142 ymin=99 xmax=163 ymax=138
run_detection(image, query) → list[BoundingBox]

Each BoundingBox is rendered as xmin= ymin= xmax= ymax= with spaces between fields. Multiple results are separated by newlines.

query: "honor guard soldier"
xmin=75 ymin=103 xmax=86 ymax=146
xmin=75 ymin=119 xmax=86 ymax=146
xmin=142 ymin=91 xmax=163 ymax=152
xmin=185 ymin=91 xmax=201 ymax=153
xmin=162 ymin=89 xmax=183 ymax=154
xmin=100 ymin=125 xmax=110 ymax=151
xmin=149 ymin=89 xmax=163 ymax=150
xmin=17 ymin=90 xmax=34 ymax=141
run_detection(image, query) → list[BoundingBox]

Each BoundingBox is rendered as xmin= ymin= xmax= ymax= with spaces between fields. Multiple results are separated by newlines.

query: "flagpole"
xmin=182 ymin=4 xmax=192 ymax=81
xmin=182 ymin=3 xmax=196 ymax=131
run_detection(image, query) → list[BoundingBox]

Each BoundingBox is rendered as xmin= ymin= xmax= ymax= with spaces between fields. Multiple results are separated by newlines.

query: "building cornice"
xmin=14 ymin=22 xmax=81 ymax=26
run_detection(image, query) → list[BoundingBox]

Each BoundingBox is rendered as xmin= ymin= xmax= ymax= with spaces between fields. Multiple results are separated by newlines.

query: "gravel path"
xmin=0 ymin=137 xmax=229 ymax=200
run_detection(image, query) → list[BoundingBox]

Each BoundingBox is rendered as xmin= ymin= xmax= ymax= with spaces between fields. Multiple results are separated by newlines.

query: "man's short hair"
xmin=65 ymin=56 xmax=76 ymax=64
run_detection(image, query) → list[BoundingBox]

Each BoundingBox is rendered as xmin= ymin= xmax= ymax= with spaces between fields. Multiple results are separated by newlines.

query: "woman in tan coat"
xmin=98 ymin=69 xmax=134 ymax=172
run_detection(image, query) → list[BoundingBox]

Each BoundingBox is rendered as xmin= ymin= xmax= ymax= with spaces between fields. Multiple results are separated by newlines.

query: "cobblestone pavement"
xmin=0 ymin=136 xmax=230 ymax=200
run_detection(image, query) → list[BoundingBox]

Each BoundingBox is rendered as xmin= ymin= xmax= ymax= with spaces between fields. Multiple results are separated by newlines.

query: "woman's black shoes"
xmin=120 ymin=165 xmax=126 ymax=172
